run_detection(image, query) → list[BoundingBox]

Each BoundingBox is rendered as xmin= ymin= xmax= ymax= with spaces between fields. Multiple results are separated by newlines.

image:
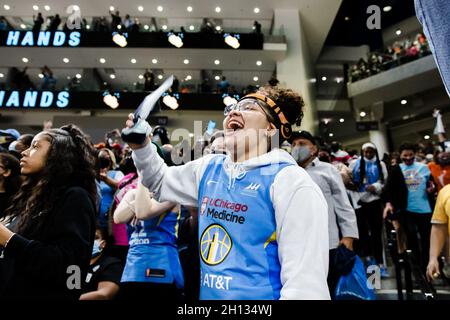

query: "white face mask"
xmin=292 ymin=146 xmax=312 ymax=163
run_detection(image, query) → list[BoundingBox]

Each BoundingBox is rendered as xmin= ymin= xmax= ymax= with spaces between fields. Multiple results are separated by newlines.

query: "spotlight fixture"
xmin=38 ymin=73 xmax=44 ymax=79
xmin=3 ymin=4 xmax=10 ymax=10
xmin=360 ymin=111 xmax=367 ymax=118
xmin=224 ymin=33 xmax=240 ymax=49
xmin=254 ymin=8 xmax=260 ymax=14
xmin=112 ymin=32 xmax=128 ymax=47
xmin=424 ymin=135 xmax=430 ymax=140
xmin=189 ymin=25 xmax=195 ymax=31
xmin=157 ymin=5 xmax=163 ymax=12
xmin=167 ymin=32 xmax=184 ymax=48
xmin=152 ymin=58 xmax=158 ymax=64
xmin=214 ymin=59 xmax=220 ymax=65
xmin=75 ymin=73 xmax=82 ymax=79
xmin=383 ymin=6 xmax=392 ymax=12
xmin=22 ymin=57 xmax=29 ymax=63
xmin=329 ymin=133 xmax=334 ymax=137
xmin=138 ymin=74 xmax=144 ymax=79
xmin=110 ymin=74 xmax=116 ymax=79
xmin=138 ymin=6 xmax=144 ymax=12
xmin=131 ymin=58 xmax=137 ymax=64
xmin=33 ymin=5 xmax=39 ymax=11
xmin=162 ymin=93 xmax=179 ymax=110
xmin=103 ymin=91 xmax=120 ymax=109
xmin=183 ymin=59 xmax=189 ymax=64
xmin=215 ymin=75 xmax=220 ymax=81
xmin=396 ymin=29 xmax=402 ymax=36
xmin=158 ymin=74 xmax=163 ymax=79
xmin=401 ymin=99 xmax=407 ymax=105
xmin=187 ymin=6 xmax=193 ymax=12
xmin=223 ymin=94 xmax=238 ymax=107
xmin=63 ymin=57 xmax=70 ymax=63
xmin=339 ymin=118 xmax=345 ymax=123
xmin=215 ymin=6 xmax=221 ymax=13
xmin=256 ymin=60 xmax=262 ymax=66
xmin=99 ymin=58 xmax=106 ymax=63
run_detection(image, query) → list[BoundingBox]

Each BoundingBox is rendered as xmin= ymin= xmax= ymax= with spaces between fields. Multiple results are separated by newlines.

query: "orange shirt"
xmin=428 ymin=162 xmax=450 ymax=191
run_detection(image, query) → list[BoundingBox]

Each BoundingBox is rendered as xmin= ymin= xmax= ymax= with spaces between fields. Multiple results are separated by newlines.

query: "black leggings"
xmin=354 ymin=199 xmax=384 ymax=264
xmin=401 ymin=212 xmax=432 ymax=273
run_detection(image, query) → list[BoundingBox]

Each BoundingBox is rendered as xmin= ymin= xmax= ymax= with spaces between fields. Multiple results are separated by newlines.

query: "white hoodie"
xmin=133 ymin=143 xmax=330 ymax=300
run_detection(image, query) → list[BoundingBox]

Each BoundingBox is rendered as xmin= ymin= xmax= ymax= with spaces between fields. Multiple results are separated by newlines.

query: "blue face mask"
xmin=92 ymin=239 xmax=103 ymax=258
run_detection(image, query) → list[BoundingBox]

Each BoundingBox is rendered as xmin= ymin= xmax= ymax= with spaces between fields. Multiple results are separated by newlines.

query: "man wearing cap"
xmin=289 ymin=130 xmax=358 ymax=297
xmin=124 ymin=85 xmax=330 ymax=299
xmin=0 ymin=129 xmax=20 ymax=152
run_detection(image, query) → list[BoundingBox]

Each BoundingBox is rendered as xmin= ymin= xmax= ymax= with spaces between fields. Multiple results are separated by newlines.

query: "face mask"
xmin=292 ymin=146 xmax=312 ymax=163
xmin=92 ymin=239 xmax=103 ymax=258
xmin=99 ymin=157 xmax=111 ymax=169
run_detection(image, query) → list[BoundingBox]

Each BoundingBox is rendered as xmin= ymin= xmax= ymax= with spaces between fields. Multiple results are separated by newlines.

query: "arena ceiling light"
xmin=168 ymin=32 xmax=183 ymax=48
xmin=0 ymin=73 xmax=4 ymax=78
xmin=138 ymin=6 xmax=144 ymax=12
xmin=401 ymin=99 xmax=407 ymax=105
xmin=215 ymin=6 xmax=221 ymax=13
xmin=360 ymin=111 xmax=366 ymax=118
xmin=32 ymin=5 xmax=39 ymax=11
xmin=75 ymin=73 xmax=82 ymax=79
xmin=215 ymin=26 xmax=221 ymax=31
xmin=63 ymin=57 xmax=70 ymax=63
xmin=383 ymin=6 xmax=392 ymax=12
xmin=254 ymin=8 xmax=260 ymax=14
xmin=99 ymin=58 xmax=106 ymax=64
xmin=103 ymin=91 xmax=119 ymax=109
xmin=158 ymin=74 xmax=163 ymax=79
xmin=396 ymin=29 xmax=402 ymax=36
xmin=152 ymin=58 xmax=158 ymax=64
xmin=185 ymin=75 xmax=192 ymax=81
xmin=253 ymin=76 xmax=259 ymax=82
xmin=224 ymin=33 xmax=240 ymax=49
xmin=321 ymin=76 xmax=327 ymax=81
xmin=215 ymin=75 xmax=220 ymax=81
xmin=110 ymin=74 xmax=116 ymax=79
xmin=214 ymin=59 xmax=220 ymax=65
xmin=424 ymin=135 xmax=430 ymax=140
xmin=223 ymin=95 xmax=238 ymax=107
xmin=189 ymin=25 xmax=195 ymax=31
xmin=138 ymin=74 xmax=143 ymax=79
xmin=339 ymin=118 xmax=345 ymax=123
xmin=38 ymin=73 xmax=44 ymax=79
xmin=256 ymin=60 xmax=262 ymax=66
xmin=163 ymin=93 xmax=179 ymax=110
xmin=86 ymin=25 xmax=90 ymax=30
xmin=187 ymin=6 xmax=193 ymax=12
xmin=157 ymin=6 xmax=163 ymax=12
xmin=3 ymin=5 xmax=10 ymax=10
xmin=144 ymin=25 xmax=149 ymax=30
xmin=131 ymin=58 xmax=137 ymax=64
xmin=112 ymin=33 xmax=128 ymax=47
xmin=183 ymin=59 xmax=189 ymax=64
xmin=109 ymin=6 xmax=115 ymax=11
xmin=22 ymin=57 xmax=29 ymax=63
xmin=162 ymin=25 xmax=168 ymax=30
xmin=44 ymin=5 xmax=51 ymax=11
xmin=20 ymin=24 xmax=26 ymax=29
xmin=329 ymin=133 xmax=334 ymax=137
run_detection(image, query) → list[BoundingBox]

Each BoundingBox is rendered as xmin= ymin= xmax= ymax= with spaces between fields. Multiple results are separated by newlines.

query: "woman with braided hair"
xmin=0 ymin=124 xmax=97 ymax=300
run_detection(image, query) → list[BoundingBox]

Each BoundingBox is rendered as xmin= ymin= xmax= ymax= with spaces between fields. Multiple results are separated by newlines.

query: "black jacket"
xmin=0 ymin=186 xmax=96 ymax=300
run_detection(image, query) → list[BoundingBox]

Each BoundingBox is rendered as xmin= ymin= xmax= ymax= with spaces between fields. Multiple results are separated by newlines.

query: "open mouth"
xmin=226 ymin=119 xmax=244 ymax=131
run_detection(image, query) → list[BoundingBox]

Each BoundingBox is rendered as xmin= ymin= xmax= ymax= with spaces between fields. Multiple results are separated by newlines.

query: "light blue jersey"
xmin=400 ymin=162 xmax=432 ymax=213
xmin=198 ymin=156 xmax=292 ymax=300
xmin=121 ymin=209 xmax=184 ymax=289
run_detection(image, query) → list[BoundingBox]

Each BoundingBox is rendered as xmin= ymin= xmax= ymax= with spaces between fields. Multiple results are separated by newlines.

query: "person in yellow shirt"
xmin=426 ymin=184 xmax=450 ymax=281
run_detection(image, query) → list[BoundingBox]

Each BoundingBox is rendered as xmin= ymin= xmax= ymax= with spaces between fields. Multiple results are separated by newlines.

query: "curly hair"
xmin=5 ymin=124 xmax=97 ymax=236
xmin=257 ymin=85 xmax=305 ymax=128
xmin=0 ymin=152 xmax=21 ymax=196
